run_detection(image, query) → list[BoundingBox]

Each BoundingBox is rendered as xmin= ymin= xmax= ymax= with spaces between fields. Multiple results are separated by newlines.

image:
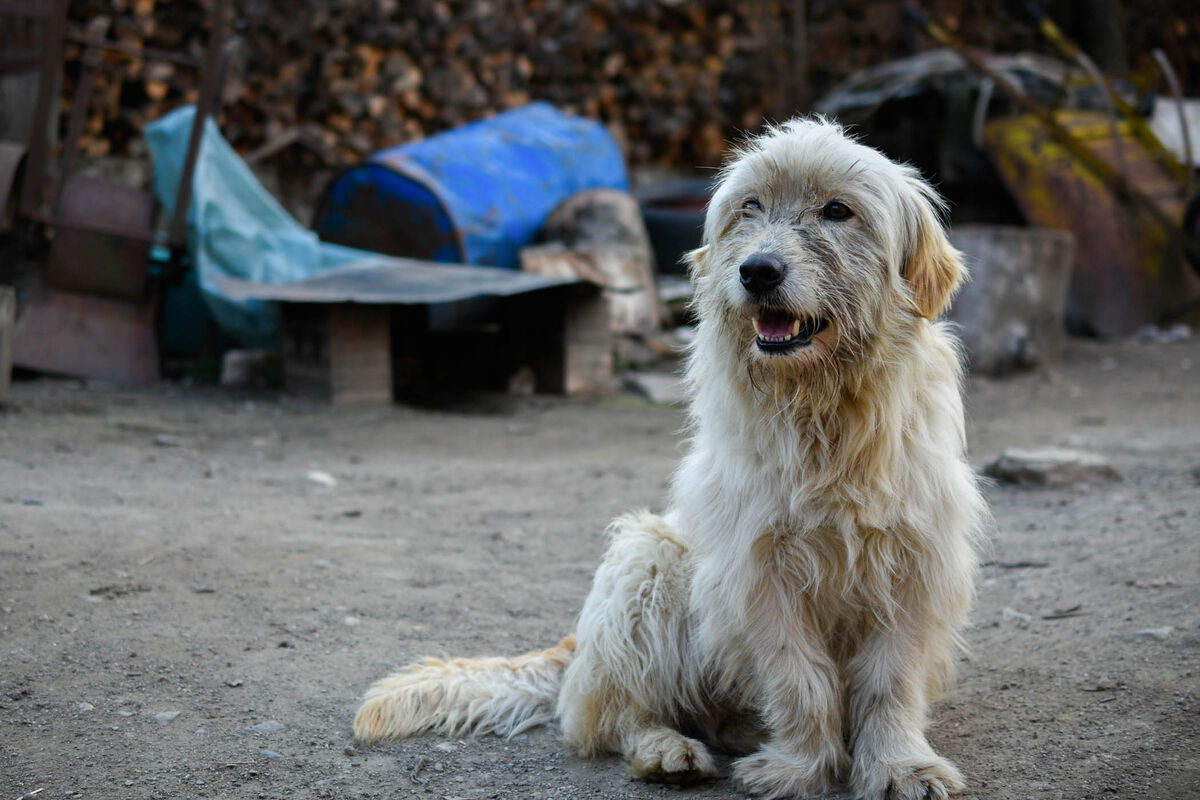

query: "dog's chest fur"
xmin=672 ymin=322 xmax=978 ymax=703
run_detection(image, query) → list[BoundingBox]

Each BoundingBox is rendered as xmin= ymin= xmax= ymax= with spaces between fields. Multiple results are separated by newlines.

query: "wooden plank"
xmin=281 ymin=303 xmax=393 ymax=405
xmin=524 ymin=287 xmax=612 ymax=396
xmin=328 ymin=304 xmax=392 ymax=405
xmin=562 ymin=291 xmax=612 ymax=395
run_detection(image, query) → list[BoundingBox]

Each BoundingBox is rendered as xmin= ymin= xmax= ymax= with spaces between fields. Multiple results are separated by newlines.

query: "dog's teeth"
xmin=791 ymin=320 xmax=800 ymax=337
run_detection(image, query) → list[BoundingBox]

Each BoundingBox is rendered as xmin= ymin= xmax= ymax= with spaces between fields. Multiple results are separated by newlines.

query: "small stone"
xmin=153 ymin=711 xmax=180 ymax=725
xmin=117 ymin=710 xmax=134 ymax=718
xmin=1133 ymin=626 xmax=1173 ymax=641
xmin=622 ymin=371 xmax=687 ymax=406
xmin=225 ymin=679 xmax=243 ymax=687
xmin=77 ymin=702 xmax=95 ymax=712
xmin=124 ymin=780 xmax=134 ymax=786
xmin=1000 ymin=607 xmax=1031 ymax=624
xmin=433 ymin=742 xmax=456 ymax=753
xmin=343 ymin=746 xmax=358 ymax=757
xmin=984 ymin=448 xmax=1121 ymax=487
xmin=251 ymin=720 xmax=285 ymax=735
xmin=221 ymin=349 xmax=282 ymax=388
xmin=305 ymin=470 xmax=337 ymax=488
xmin=343 ymin=615 xmax=360 ymax=626
xmin=260 ymin=750 xmax=282 ymax=759
xmin=312 ymin=558 xmax=333 ymax=569
xmin=1128 ymin=577 xmax=1177 ymax=589
xmin=154 ymin=434 xmax=184 ymax=447
xmin=1132 ymin=323 xmax=1190 ymax=344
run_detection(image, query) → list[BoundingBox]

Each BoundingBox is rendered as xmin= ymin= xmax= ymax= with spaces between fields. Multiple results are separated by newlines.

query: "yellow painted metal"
xmin=985 ymin=111 xmax=1197 ymax=335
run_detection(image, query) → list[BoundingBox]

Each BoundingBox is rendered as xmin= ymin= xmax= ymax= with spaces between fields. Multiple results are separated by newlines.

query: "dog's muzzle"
xmin=740 ymin=254 xmax=829 ymax=353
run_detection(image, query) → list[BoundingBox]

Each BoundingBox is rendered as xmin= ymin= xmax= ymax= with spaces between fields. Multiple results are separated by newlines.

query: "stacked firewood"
xmin=59 ymin=0 xmax=1199 ymax=170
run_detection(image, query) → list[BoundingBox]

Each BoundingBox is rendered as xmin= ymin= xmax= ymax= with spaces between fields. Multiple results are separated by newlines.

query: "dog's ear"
xmin=685 ymin=245 xmax=711 ymax=279
xmin=902 ymin=186 xmax=965 ymax=320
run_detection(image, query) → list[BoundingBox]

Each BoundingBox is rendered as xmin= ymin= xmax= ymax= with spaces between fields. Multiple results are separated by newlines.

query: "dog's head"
xmin=687 ymin=118 xmax=964 ymax=379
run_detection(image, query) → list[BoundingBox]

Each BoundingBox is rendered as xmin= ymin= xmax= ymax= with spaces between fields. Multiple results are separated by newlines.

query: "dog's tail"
xmin=353 ymin=635 xmax=577 ymax=743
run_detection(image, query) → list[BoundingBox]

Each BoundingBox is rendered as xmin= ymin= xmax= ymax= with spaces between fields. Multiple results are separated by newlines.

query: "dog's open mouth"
xmin=753 ymin=309 xmax=829 ymax=353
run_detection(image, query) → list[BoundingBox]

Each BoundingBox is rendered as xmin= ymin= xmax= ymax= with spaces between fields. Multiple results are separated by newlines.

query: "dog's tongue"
xmin=754 ymin=309 xmax=797 ymax=339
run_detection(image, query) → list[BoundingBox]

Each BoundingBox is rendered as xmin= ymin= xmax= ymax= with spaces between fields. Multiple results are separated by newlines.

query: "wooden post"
xmin=281 ymin=303 xmax=393 ymax=405
xmin=526 ymin=287 xmax=612 ymax=395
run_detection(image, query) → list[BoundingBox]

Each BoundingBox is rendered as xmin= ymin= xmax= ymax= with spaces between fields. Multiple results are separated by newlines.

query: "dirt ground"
xmin=2 ymin=333 xmax=1197 ymax=800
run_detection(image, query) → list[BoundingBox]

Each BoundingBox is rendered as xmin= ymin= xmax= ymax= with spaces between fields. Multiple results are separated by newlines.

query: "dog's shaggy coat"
xmin=354 ymin=118 xmax=986 ymax=799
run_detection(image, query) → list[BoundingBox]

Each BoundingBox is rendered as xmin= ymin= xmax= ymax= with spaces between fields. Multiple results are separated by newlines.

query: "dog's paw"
xmin=853 ymin=757 xmax=964 ymax=800
xmin=627 ymin=728 xmax=719 ymax=784
xmin=732 ymin=744 xmax=840 ymax=799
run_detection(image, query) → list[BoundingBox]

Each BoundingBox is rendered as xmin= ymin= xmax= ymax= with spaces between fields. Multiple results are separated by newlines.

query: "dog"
xmin=353 ymin=118 xmax=986 ymax=800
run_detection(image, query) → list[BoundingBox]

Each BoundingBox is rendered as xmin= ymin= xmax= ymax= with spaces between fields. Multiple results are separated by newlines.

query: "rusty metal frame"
xmin=15 ymin=0 xmax=67 ymax=219
xmin=8 ymin=0 xmax=230 ymax=258
xmin=1 ymin=0 xmax=232 ymax=386
xmin=904 ymin=3 xmax=1200 ymax=269
xmin=1023 ymin=2 xmax=1193 ymax=195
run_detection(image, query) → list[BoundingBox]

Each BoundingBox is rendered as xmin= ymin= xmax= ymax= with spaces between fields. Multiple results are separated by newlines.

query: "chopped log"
xmin=522 ymin=188 xmax=661 ymax=336
xmin=521 ymin=243 xmax=658 ymax=336
xmin=46 ymin=1 xmax=1198 ymax=176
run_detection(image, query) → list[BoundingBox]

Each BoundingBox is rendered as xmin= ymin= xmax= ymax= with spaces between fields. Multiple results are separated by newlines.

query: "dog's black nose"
xmin=739 ymin=254 xmax=786 ymax=295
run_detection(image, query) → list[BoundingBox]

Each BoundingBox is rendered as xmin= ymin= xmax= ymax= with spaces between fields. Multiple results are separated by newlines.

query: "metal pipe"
xmin=19 ymin=0 xmax=68 ymax=217
xmin=54 ymin=17 xmax=111 ymax=215
xmin=62 ymin=33 xmax=202 ymax=69
xmin=1152 ymin=48 xmax=1195 ymax=193
xmin=1065 ymin=48 xmax=1132 ymax=191
xmin=1025 ymin=2 xmax=1192 ymax=190
xmin=167 ymin=0 xmax=230 ymax=252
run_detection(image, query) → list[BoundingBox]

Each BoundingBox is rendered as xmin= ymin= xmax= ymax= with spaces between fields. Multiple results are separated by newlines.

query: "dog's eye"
xmin=741 ymin=199 xmax=761 ymax=215
xmin=822 ymin=201 xmax=853 ymax=221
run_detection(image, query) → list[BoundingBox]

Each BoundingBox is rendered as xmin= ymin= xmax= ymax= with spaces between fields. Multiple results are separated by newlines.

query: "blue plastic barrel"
xmin=313 ymin=103 xmax=629 ymax=269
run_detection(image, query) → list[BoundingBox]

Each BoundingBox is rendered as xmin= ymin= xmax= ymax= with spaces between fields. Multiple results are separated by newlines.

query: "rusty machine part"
xmin=2 ymin=0 xmax=232 ymax=384
xmin=1022 ymin=2 xmax=1194 ymax=195
xmin=904 ymin=3 xmax=1200 ymax=336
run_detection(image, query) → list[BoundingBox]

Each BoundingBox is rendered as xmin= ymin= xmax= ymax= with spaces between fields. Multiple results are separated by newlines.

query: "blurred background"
xmin=2 ymin=0 xmax=1199 ymax=397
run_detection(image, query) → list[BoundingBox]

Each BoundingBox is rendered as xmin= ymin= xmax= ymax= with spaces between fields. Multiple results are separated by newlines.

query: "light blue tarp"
xmin=146 ymin=106 xmax=373 ymax=346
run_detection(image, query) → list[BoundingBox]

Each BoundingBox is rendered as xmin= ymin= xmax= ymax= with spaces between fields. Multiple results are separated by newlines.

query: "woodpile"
xmin=55 ymin=1 xmax=1200 ymax=171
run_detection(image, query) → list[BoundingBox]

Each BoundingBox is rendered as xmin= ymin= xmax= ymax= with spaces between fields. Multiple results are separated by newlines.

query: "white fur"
xmin=354 ymin=118 xmax=986 ymax=799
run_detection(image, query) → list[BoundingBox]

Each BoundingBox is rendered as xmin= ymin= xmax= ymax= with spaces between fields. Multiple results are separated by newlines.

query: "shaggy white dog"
xmin=354 ymin=118 xmax=986 ymax=800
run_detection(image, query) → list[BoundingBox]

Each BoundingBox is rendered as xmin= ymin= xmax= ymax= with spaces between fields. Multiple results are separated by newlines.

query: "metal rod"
xmin=167 ymin=0 xmax=230 ymax=251
xmin=19 ymin=0 xmax=68 ymax=217
xmin=62 ymin=33 xmax=202 ymax=69
xmin=1025 ymin=1 xmax=1192 ymax=190
xmin=54 ymin=17 xmax=111 ymax=215
xmin=0 ymin=56 xmax=43 ymax=74
xmin=1151 ymin=48 xmax=1195 ymax=195
xmin=1066 ymin=48 xmax=1132 ymax=191
xmin=0 ymin=0 xmax=52 ymax=19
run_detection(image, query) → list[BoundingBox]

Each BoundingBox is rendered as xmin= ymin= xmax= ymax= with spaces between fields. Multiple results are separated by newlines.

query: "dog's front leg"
xmin=730 ymin=610 xmax=848 ymax=798
xmin=846 ymin=623 xmax=964 ymax=800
